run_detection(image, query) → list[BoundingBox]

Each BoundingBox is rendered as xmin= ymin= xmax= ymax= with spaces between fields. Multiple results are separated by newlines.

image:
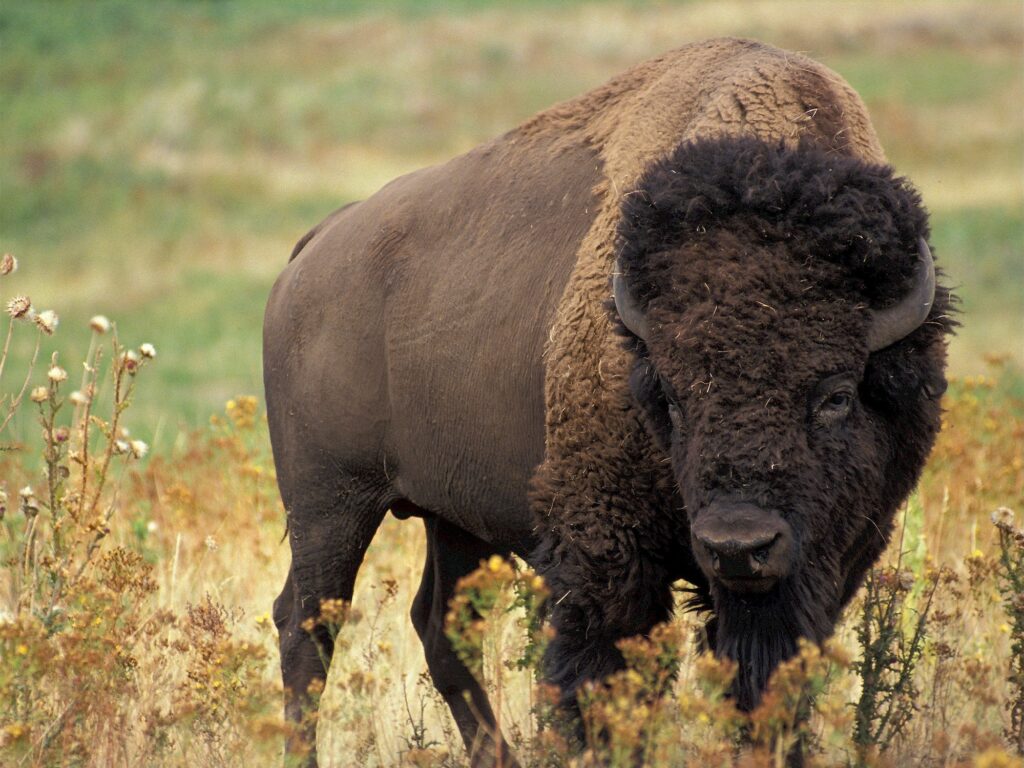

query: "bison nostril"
xmin=698 ymin=530 xmax=784 ymax=581
xmin=692 ymin=502 xmax=794 ymax=587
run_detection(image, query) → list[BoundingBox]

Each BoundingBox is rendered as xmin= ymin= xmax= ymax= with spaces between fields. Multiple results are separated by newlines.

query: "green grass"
xmin=933 ymin=205 xmax=1024 ymax=373
xmin=831 ymin=48 xmax=1020 ymax=107
xmin=2 ymin=0 xmax=1021 ymax=451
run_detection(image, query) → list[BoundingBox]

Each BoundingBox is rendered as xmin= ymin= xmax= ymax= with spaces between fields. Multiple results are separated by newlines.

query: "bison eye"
xmin=810 ymin=373 xmax=859 ymax=428
xmin=814 ymin=386 xmax=855 ymax=426
xmin=824 ymin=391 xmax=852 ymax=410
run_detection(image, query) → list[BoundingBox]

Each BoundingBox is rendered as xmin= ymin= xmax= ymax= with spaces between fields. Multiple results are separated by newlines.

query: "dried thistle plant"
xmin=991 ymin=507 xmax=1024 ymax=754
xmin=852 ymin=560 xmax=943 ymax=764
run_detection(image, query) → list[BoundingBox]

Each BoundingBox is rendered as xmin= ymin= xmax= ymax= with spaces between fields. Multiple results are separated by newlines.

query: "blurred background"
xmin=2 ymin=0 xmax=1022 ymax=446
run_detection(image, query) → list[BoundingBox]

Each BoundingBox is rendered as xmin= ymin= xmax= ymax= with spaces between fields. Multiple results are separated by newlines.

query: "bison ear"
xmin=862 ymin=341 xmax=947 ymax=410
xmin=628 ymin=361 xmax=673 ymax=451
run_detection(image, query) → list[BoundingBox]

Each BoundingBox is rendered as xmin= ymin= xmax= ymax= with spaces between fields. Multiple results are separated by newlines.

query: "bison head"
xmin=612 ymin=137 xmax=954 ymax=710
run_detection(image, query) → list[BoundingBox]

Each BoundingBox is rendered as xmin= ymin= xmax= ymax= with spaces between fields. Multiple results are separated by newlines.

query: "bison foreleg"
xmin=536 ymin=532 xmax=674 ymax=744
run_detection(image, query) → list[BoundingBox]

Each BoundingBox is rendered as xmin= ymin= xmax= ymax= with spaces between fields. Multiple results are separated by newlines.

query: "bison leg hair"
xmin=412 ymin=517 xmax=518 ymax=768
xmin=536 ymin=532 xmax=675 ymax=741
xmin=272 ymin=476 xmax=390 ymax=767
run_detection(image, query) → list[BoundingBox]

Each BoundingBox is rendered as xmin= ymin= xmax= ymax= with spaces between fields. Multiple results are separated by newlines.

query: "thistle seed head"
xmin=0 ymin=253 xmax=16 ymax=276
xmin=34 ymin=309 xmax=58 ymax=335
xmin=991 ymin=507 xmax=1015 ymax=531
xmin=7 ymin=296 xmax=31 ymax=319
xmin=122 ymin=350 xmax=140 ymax=375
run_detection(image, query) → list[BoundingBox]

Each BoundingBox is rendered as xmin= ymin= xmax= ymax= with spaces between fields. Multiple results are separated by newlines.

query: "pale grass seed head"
xmin=69 ymin=390 xmax=89 ymax=406
xmin=0 ymin=253 xmax=16 ymax=275
xmin=6 ymin=295 xmax=31 ymax=319
xmin=139 ymin=342 xmax=156 ymax=359
xmin=89 ymin=314 xmax=111 ymax=334
xmin=991 ymin=506 xmax=1015 ymax=532
xmin=122 ymin=349 xmax=140 ymax=374
xmin=47 ymin=365 xmax=68 ymax=384
xmin=129 ymin=439 xmax=148 ymax=459
xmin=18 ymin=486 xmax=38 ymax=517
xmin=34 ymin=309 xmax=58 ymax=335
xmin=30 ymin=386 xmax=48 ymax=403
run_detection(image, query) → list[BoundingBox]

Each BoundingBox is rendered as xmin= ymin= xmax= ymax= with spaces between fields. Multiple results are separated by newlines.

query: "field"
xmin=1 ymin=1 xmax=1022 ymax=766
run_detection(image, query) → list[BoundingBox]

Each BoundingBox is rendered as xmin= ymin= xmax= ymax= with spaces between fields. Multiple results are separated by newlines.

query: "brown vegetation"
xmin=1 ymin=253 xmax=1022 ymax=766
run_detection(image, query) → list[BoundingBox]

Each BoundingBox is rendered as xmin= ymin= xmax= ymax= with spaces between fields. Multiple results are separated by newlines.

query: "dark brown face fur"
xmin=615 ymin=137 xmax=954 ymax=709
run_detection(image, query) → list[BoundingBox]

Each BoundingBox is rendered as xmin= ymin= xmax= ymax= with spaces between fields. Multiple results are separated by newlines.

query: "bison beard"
xmin=710 ymin=574 xmax=836 ymax=711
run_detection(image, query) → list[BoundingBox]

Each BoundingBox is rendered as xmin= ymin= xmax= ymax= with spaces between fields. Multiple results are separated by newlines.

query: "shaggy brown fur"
xmin=528 ymin=37 xmax=905 ymax=708
xmin=608 ymin=135 xmax=951 ymax=709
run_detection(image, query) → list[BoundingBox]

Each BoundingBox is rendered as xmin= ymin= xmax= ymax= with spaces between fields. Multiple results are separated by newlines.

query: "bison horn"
xmin=867 ymin=237 xmax=936 ymax=352
xmin=613 ymin=260 xmax=651 ymax=341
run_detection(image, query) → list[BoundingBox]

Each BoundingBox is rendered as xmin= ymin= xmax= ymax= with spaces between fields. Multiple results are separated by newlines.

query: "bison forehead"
xmin=645 ymin=242 xmax=867 ymax=397
xmin=656 ymin=327 xmax=857 ymax=413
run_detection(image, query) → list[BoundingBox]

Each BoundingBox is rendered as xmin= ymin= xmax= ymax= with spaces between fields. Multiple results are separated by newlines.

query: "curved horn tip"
xmin=866 ymin=237 xmax=936 ymax=352
xmin=612 ymin=262 xmax=651 ymax=342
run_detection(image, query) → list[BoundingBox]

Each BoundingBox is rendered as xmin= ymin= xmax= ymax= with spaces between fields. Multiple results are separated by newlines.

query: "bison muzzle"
xmin=263 ymin=37 xmax=954 ymax=766
xmin=690 ymin=498 xmax=795 ymax=592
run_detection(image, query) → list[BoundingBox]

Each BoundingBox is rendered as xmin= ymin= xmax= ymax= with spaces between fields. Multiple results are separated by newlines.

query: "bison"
xmin=263 ymin=37 xmax=953 ymax=765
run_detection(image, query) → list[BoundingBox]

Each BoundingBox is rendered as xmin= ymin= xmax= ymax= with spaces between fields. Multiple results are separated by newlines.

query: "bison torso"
xmin=264 ymin=133 xmax=601 ymax=549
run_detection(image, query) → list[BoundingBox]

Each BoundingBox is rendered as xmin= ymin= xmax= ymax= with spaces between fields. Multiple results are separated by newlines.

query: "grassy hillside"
xmin=1 ymin=0 xmax=1021 ymax=439
xmin=1 ymin=1 xmax=1022 ymax=766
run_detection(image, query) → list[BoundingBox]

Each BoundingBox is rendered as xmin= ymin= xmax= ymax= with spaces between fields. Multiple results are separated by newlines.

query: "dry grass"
xmin=1 ymin=252 xmax=1023 ymax=767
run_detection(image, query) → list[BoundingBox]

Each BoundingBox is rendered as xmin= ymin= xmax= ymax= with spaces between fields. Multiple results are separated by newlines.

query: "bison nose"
xmin=691 ymin=501 xmax=795 ymax=592
xmin=698 ymin=530 xmax=779 ymax=579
